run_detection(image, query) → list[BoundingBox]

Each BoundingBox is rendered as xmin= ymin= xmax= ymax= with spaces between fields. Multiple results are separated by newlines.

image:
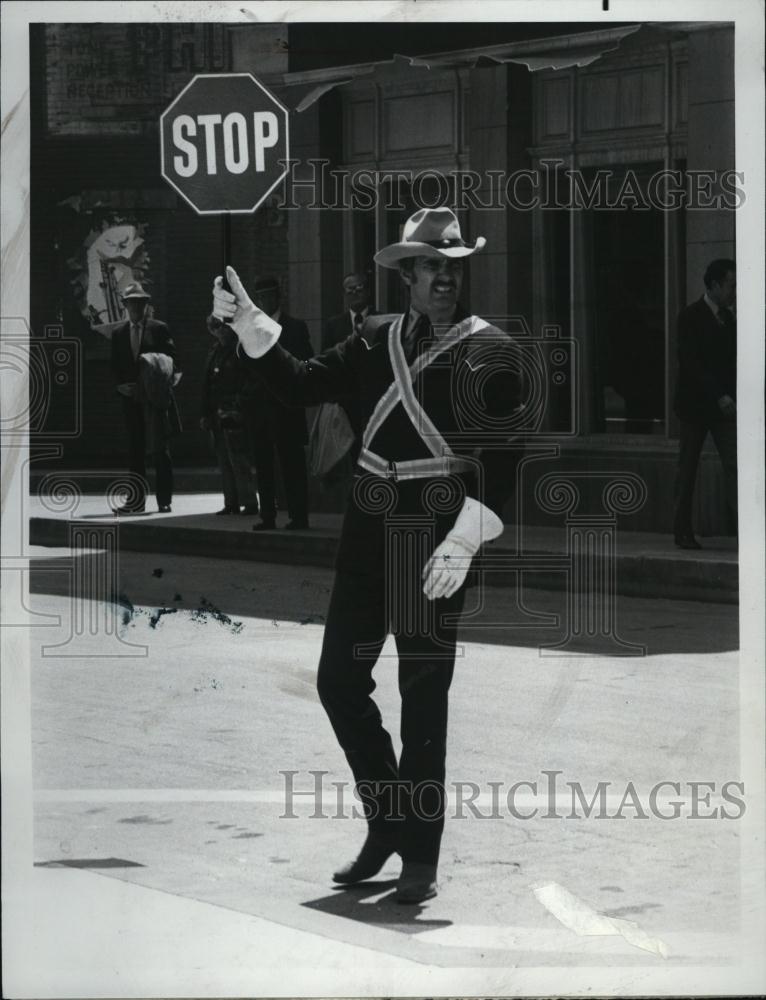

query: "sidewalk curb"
xmin=29 ymin=515 xmax=738 ymax=605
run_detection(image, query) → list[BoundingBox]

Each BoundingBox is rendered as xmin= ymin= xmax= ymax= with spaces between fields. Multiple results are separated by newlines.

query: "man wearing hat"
xmin=110 ymin=282 xmax=181 ymax=514
xmin=212 ymin=207 xmax=522 ymax=903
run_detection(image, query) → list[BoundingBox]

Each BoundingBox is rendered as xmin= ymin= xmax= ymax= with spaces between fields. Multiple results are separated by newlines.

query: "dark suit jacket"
xmin=322 ymin=309 xmax=378 ymax=352
xmin=111 ymin=318 xmax=179 ymax=385
xmin=673 ymin=297 xmax=737 ymax=423
xmin=255 ymin=313 xmax=313 ymax=444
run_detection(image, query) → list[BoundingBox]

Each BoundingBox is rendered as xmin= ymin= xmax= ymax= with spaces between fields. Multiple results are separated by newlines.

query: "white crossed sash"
xmin=358 ymin=313 xmax=489 ymax=480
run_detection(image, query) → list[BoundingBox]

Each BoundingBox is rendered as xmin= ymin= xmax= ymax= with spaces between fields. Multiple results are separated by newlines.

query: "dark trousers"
xmin=316 ymin=569 xmax=466 ymax=866
xmin=122 ymin=398 xmax=172 ymax=508
xmin=213 ymin=425 xmax=259 ymax=510
xmin=673 ymin=418 xmax=738 ymax=536
xmin=252 ymin=427 xmax=309 ymax=524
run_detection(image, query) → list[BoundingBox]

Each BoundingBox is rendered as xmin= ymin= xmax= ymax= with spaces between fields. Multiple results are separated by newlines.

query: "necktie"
xmin=403 ymin=312 xmax=432 ymax=363
xmin=718 ymin=306 xmax=734 ymax=329
xmin=130 ymin=323 xmax=142 ymax=359
xmin=353 ymin=311 xmax=364 ymax=332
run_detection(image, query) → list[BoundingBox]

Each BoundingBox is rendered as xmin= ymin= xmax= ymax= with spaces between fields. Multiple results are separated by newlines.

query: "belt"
xmin=357 ymin=448 xmax=474 ymax=482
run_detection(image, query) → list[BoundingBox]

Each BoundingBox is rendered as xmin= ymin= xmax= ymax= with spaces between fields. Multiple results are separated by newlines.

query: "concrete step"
xmin=28 ymin=493 xmax=738 ymax=604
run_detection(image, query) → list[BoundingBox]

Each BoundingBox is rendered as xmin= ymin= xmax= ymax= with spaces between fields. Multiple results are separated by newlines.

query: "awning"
xmin=282 ymin=23 xmax=668 ymax=113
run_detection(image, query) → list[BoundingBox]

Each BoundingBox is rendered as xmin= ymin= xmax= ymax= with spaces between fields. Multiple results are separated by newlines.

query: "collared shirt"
xmin=350 ymin=308 xmax=368 ymax=331
xmin=704 ymin=292 xmax=735 ymax=326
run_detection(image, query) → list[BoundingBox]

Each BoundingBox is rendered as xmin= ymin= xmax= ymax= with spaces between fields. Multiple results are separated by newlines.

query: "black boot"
xmin=395 ymin=862 xmax=438 ymax=904
xmin=332 ymin=831 xmax=400 ymax=884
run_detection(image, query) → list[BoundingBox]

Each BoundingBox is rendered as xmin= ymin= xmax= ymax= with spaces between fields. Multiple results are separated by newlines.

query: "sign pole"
xmin=222 ymin=211 xmax=232 ymax=293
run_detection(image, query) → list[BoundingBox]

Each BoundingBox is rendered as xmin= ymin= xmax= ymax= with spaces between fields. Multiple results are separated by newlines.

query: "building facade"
xmin=30 ymin=20 xmax=736 ymax=533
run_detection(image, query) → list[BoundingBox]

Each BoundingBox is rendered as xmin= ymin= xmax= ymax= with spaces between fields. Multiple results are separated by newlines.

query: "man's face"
xmin=405 ymin=256 xmax=464 ymax=322
xmin=711 ymin=270 xmax=736 ymax=308
xmin=343 ymin=274 xmax=370 ymax=312
xmin=125 ymin=299 xmax=147 ymax=323
xmin=253 ymin=287 xmax=280 ymax=317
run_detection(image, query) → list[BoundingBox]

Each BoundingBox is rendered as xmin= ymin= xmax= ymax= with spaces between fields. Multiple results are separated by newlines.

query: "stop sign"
xmin=160 ymin=73 xmax=290 ymax=215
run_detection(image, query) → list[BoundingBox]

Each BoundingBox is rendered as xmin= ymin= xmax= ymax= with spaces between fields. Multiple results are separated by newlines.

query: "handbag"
xmin=308 ymin=402 xmax=356 ymax=478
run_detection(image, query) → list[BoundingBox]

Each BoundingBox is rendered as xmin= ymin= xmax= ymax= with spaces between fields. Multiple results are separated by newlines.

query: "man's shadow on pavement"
xmin=303 ymin=880 xmax=452 ymax=934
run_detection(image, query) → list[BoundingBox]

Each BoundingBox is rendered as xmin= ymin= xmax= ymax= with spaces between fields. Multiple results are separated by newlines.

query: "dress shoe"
xmin=284 ymin=519 xmax=309 ymax=530
xmin=239 ymin=504 xmax=260 ymax=516
xmin=157 ymin=505 xmax=172 ymax=514
xmin=332 ymin=831 xmax=400 ymax=884
xmin=674 ymin=533 xmax=701 ymax=550
xmin=112 ymin=503 xmax=145 ymax=515
xmin=395 ymin=862 xmax=438 ymax=904
xmin=216 ymin=505 xmax=240 ymax=515
xmin=252 ymin=520 xmax=277 ymax=531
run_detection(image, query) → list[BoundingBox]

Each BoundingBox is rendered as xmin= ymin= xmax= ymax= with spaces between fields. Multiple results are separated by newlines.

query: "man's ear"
xmin=398 ymin=266 xmax=412 ymax=288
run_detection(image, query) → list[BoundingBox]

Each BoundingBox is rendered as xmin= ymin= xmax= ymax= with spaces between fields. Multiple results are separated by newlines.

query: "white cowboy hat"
xmin=374 ymin=207 xmax=486 ymax=269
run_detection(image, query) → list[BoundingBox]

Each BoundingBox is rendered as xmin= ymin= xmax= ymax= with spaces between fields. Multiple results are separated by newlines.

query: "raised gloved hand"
xmin=211 ymin=266 xmax=281 ymax=359
xmin=422 ymin=496 xmax=505 ymax=601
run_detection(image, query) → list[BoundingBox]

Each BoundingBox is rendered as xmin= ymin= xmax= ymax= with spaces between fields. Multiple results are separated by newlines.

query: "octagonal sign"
xmin=160 ymin=73 xmax=290 ymax=215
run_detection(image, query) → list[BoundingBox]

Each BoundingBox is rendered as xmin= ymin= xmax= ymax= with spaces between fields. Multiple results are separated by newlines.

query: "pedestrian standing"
xmin=673 ymin=259 xmax=737 ymax=548
xmin=110 ymin=282 xmax=181 ymax=514
xmin=201 ymin=320 xmax=260 ymax=516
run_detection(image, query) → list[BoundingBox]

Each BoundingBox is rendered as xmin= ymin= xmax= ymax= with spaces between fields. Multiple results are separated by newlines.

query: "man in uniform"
xmin=212 ymin=207 xmax=522 ymax=903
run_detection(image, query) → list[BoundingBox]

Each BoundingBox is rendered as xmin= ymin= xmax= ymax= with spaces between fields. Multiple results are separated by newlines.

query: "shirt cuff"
xmin=238 ymin=316 xmax=282 ymax=359
xmin=447 ymin=496 xmax=505 ymax=554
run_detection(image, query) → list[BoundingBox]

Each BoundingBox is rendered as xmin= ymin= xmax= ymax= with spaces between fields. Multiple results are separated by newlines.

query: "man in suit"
xmin=110 ymin=282 xmax=181 ymax=514
xmin=247 ymin=276 xmax=313 ymax=531
xmin=673 ymin=259 xmax=737 ymax=549
xmin=321 ymin=272 xmax=378 ymax=449
xmin=212 ymin=207 xmax=522 ymax=904
xmin=200 ymin=322 xmax=260 ymax=516
xmin=321 ymin=272 xmax=376 ymax=351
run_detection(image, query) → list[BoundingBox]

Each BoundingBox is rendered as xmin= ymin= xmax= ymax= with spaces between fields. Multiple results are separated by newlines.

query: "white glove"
xmin=422 ymin=535 xmax=476 ymax=600
xmin=211 ymin=266 xmax=281 ymax=359
xmin=422 ymin=496 xmax=504 ymax=601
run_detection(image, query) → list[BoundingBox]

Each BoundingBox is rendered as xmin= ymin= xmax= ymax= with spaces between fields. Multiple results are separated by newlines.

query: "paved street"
xmin=21 ymin=546 xmax=757 ymax=994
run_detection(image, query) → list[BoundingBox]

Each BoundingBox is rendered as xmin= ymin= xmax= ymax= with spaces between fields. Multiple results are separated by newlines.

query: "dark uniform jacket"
xmin=321 ymin=309 xmax=379 ymax=435
xmin=673 ymin=296 xmax=737 ymax=423
xmin=240 ymin=306 xmax=523 ymax=576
